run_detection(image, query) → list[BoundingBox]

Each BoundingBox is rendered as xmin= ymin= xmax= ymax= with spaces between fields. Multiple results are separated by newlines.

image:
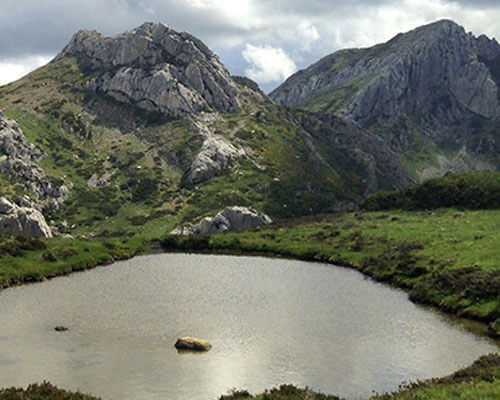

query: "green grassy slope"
xmin=361 ymin=171 xmax=500 ymax=210
xmin=0 ymin=56 xmax=391 ymax=237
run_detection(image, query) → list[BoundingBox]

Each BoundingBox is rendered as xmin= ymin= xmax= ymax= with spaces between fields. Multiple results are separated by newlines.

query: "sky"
xmin=0 ymin=0 xmax=500 ymax=92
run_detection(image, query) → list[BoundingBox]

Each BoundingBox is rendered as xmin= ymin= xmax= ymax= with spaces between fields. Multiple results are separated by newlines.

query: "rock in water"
xmin=0 ymin=197 xmax=53 ymax=238
xmin=171 ymin=206 xmax=272 ymax=235
xmin=55 ymin=22 xmax=241 ymax=119
xmin=175 ymin=337 xmax=212 ymax=351
xmin=54 ymin=326 xmax=68 ymax=332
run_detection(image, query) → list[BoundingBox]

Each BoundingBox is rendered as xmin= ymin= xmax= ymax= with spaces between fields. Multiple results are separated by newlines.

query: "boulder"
xmin=0 ymin=197 xmax=53 ymax=238
xmin=171 ymin=206 xmax=272 ymax=235
xmin=175 ymin=337 xmax=212 ymax=352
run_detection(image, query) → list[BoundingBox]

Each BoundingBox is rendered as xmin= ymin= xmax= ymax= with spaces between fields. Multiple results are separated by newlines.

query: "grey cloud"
xmin=0 ymin=0 xmax=405 ymax=58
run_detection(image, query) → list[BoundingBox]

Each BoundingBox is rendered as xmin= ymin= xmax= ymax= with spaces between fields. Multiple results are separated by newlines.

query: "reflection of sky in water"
xmin=0 ymin=254 xmax=497 ymax=400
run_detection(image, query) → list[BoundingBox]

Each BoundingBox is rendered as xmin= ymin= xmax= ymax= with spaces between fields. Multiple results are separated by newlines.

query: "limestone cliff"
xmin=55 ymin=22 xmax=241 ymax=119
xmin=271 ymin=20 xmax=500 ymax=123
xmin=270 ymin=20 xmax=500 ymax=178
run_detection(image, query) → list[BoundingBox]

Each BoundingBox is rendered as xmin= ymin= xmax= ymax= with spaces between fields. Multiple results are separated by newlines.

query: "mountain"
xmin=0 ymin=22 xmax=410 ymax=238
xmin=270 ymin=20 xmax=500 ymax=180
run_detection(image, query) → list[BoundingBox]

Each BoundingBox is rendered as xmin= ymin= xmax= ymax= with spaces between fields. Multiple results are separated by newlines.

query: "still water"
xmin=0 ymin=254 xmax=497 ymax=399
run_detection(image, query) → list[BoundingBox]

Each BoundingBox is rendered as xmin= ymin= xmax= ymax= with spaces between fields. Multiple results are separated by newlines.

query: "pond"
xmin=0 ymin=254 xmax=497 ymax=399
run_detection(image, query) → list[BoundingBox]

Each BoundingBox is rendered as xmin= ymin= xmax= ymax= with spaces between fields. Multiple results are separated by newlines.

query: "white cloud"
xmin=242 ymin=44 xmax=297 ymax=84
xmin=0 ymin=55 xmax=53 ymax=86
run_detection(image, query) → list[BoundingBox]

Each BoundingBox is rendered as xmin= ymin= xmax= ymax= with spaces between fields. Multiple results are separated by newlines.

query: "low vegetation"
xmin=0 ymin=382 xmax=100 ymax=400
xmin=0 ymin=236 xmax=137 ymax=288
xmin=361 ymin=171 xmax=500 ymax=211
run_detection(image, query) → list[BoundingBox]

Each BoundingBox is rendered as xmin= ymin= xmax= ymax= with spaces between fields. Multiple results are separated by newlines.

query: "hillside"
xmin=361 ymin=170 xmax=500 ymax=210
xmin=0 ymin=23 xmax=411 ymax=239
xmin=270 ymin=20 xmax=500 ymax=181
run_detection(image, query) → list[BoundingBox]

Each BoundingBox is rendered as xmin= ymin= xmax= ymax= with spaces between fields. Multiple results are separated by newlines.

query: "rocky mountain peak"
xmin=55 ymin=22 xmax=241 ymax=118
xmin=271 ymin=19 xmax=500 ymax=124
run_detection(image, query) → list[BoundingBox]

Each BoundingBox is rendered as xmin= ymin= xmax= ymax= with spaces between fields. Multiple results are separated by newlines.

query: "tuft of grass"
xmin=0 ymin=381 xmax=100 ymax=400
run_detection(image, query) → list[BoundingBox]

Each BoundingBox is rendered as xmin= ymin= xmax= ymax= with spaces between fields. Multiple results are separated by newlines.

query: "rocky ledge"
xmin=0 ymin=111 xmax=68 ymax=209
xmin=186 ymin=118 xmax=246 ymax=185
xmin=55 ymin=22 xmax=241 ymax=119
xmin=172 ymin=206 xmax=272 ymax=235
xmin=0 ymin=197 xmax=52 ymax=238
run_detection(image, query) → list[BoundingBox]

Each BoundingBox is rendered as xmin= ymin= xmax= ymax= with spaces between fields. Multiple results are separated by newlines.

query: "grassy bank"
xmin=0 ymin=234 xmax=153 ymax=290
xmin=161 ymin=208 xmax=500 ymax=338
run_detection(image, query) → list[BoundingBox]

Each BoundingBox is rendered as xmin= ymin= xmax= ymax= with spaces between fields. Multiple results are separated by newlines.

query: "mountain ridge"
xmin=0 ymin=19 xmax=497 ymax=239
xmin=270 ymin=19 xmax=500 ymax=180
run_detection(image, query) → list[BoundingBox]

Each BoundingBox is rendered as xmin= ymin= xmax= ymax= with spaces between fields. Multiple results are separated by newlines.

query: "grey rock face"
xmin=0 ymin=197 xmax=53 ymax=238
xmin=187 ymin=135 xmax=245 ymax=184
xmin=0 ymin=113 xmax=68 ymax=209
xmin=271 ymin=20 xmax=500 ymax=124
xmin=55 ymin=23 xmax=241 ymax=118
xmin=171 ymin=206 xmax=272 ymax=235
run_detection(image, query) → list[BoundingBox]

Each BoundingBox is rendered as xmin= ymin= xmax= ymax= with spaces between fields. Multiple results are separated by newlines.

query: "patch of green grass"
xmin=361 ymin=171 xmax=500 ymax=211
xmin=303 ymin=75 xmax=374 ymax=114
xmin=0 ymin=236 xmax=137 ymax=286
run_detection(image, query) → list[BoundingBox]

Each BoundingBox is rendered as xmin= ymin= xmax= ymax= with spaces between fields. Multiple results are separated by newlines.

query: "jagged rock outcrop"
xmin=187 ymin=135 xmax=245 ymax=184
xmin=55 ymin=22 xmax=241 ymax=119
xmin=186 ymin=118 xmax=245 ymax=185
xmin=171 ymin=206 xmax=272 ymax=235
xmin=271 ymin=20 xmax=500 ymax=124
xmin=0 ymin=197 xmax=53 ymax=238
xmin=0 ymin=112 xmax=69 ymax=208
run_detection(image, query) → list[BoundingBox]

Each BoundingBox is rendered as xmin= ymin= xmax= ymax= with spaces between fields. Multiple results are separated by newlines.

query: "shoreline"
xmin=162 ymin=245 xmax=500 ymax=340
xmin=0 ymin=239 xmax=498 ymax=399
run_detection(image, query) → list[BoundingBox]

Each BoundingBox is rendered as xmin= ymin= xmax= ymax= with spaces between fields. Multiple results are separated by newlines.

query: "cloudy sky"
xmin=1 ymin=0 xmax=499 ymax=92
